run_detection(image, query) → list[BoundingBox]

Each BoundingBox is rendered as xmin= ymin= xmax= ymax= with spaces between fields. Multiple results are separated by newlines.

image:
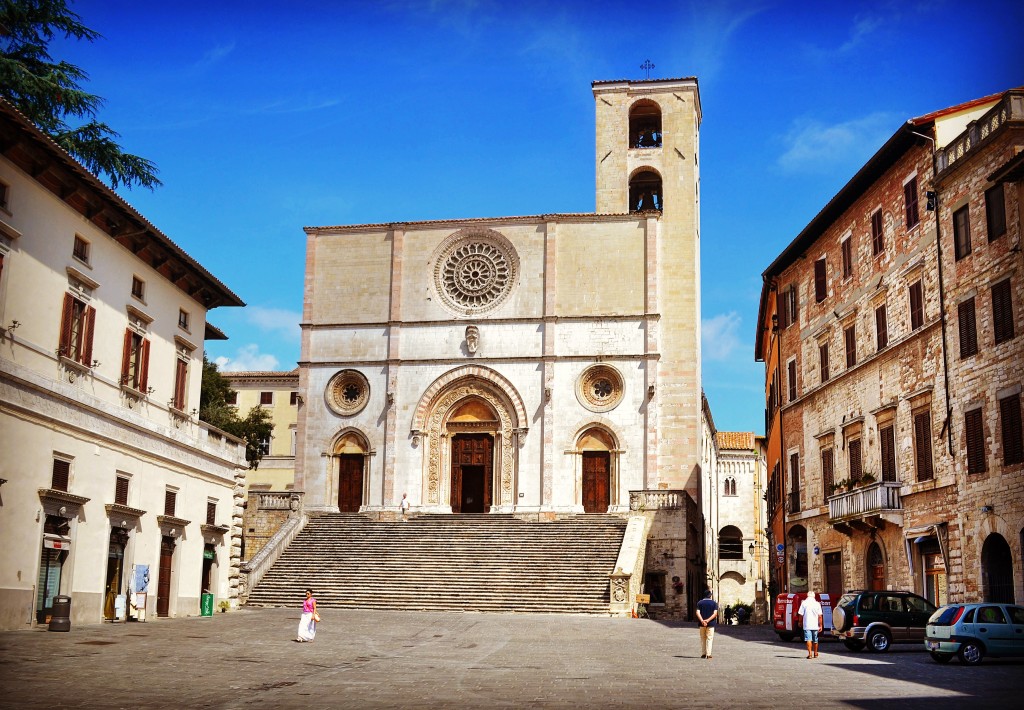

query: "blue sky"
xmin=52 ymin=0 xmax=1023 ymax=433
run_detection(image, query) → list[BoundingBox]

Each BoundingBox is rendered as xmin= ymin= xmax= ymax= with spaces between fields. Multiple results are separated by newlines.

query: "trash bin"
xmin=200 ymin=593 xmax=214 ymax=617
xmin=49 ymin=595 xmax=71 ymax=632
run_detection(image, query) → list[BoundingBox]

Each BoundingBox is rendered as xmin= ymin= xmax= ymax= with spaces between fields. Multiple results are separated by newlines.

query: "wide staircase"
xmin=246 ymin=513 xmax=628 ymax=615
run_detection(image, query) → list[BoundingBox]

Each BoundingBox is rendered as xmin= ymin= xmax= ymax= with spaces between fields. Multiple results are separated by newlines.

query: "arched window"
xmin=719 ymin=525 xmax=744 ymax=560
xmin=723 ymin=476 xmax=737 ymax=496
xmin=629 ymin=169 xmax=663 ymax=212
xmin=629 ymin=100 xmax=662 ymax=149
xmin=867 ymin=541 xmax=885 ymax=591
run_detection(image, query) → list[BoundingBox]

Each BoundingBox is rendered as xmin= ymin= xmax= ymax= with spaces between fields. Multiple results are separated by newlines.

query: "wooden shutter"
xmin=819 ymin=342 xmax=829 ymax=382
xmin=789 ymin=452 xmax=800 ymax=512
xmin=958 ymin=298 xmax=978 ymax=357
xmin=173 ymin=358 xmax=188 ymax=410
xmin=905 ymin=179 xmax=919 ymax=229
xmin=787 ymin=359 xmax=797 ymax=402
xmin=82 ymin=305 xmax=96 ymax=365
xmin=914 ymin=411 xmax=934 ymax=481
xmin=910 ymin=281 xmax=923 ymax=330
xmin=206 ymin=501 xmax=216 ymax=525
xmin=51 ymin=458 xmax=70 ymax=491
xmin=821 ymin=448 xmax=834 ymax=499
xmin=992 ymin=279 xmax=1014 ymax=344
xmin=842 ymin=238 xmax=852 ymax=278
xmin=845 ymin=325 xmax=856 ymax=368
xmin=164 ymin=489 xmax=176 ymax=516
xmin=849 ymin=439 xmax=862 ymax=481
xmin=814 ymin=259 xmax=826 ymax=302
xmin=120 ymin=329 xmax=133 ymax=385
xmin=965 ymin=408 xmax=986 ymax=474
xmin=876 ymin=305 xmax=888 ymax=349
xmin=872 ymin=210 xmax=883 ymax=254
xmin=115 ymin=476 xmax=129 ymax=505
xmin=954 ymin=206 xmax=971 ymax=260
xmin=880 ymin=425 xmax=896 ymax=482
xmin=59 ymin=293 xmax=75 ymax=357
xmin=1000 ymin=394 xmax=1023 ymax=466
xmin=138 ymin=339 xmax=150 ymax=392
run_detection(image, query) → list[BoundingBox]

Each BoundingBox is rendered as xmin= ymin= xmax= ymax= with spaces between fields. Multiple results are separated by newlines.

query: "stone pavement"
xmin=1 ymin=608 xmax=1022 ymax=709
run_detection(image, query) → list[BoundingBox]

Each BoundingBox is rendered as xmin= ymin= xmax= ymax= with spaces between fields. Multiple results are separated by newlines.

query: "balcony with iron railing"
xmin=828 ymin=480 xmax=903 ymax=533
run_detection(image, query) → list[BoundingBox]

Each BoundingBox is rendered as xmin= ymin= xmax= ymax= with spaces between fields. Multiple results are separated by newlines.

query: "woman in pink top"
xmin=296 ymin=589 xmax=317 ymax=642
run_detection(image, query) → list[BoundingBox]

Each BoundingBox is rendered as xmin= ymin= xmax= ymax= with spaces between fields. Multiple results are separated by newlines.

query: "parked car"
xmin=831 ymin=590 xmax=936 ymax=652
xmin=773 ymin=592 xmax=837 ymax=642
xmin=925 ymin=602 xmax=1024 ymax=665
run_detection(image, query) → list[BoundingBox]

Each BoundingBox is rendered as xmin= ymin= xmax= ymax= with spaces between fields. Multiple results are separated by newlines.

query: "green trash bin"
xmin=200 ymin=593 xmax=214 ymax=617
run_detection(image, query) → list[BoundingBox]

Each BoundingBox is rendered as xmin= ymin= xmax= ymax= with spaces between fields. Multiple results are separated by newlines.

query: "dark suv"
xmin=832 ymin=590 xmax=937 ymax=652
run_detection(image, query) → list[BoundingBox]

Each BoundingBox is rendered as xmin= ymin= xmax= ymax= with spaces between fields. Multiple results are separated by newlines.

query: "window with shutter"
xmin=819 ymin=342 xmax=830 ymax=383
xmin=260 ymin=391 xmax=273 ymax=406
xmin=164 ymin=489 xmax=176 ymax=516
xmin=814 ymin=259 xmax=827 ymax=302
xmin=985 ymin=183 xmax=1005 ymax=241
xmin=992 ymin=279 xmax=1014 ymax=345
xmin=965 ymin=408 xmax=986 ymax=474
xmin=871 ymin=210 xmax=884 ymax=255
xmin=120 ymin=329 xmax=150 ymax=391
xmin=789 ymin=452 xmax=800 ymax=513
xmin=173 ymin=357 xmax=188 ymax=410
xmin=115 ymin=476 xmax=129 ymax=505
xmin=787 ymin=359 xmax=797 ymax=402
xmin=848 ymin=439 xmax=862 ymax=482
xmin=999 ymin=394 xmax=1023 ymax=466
xmin=958 ymin=298 xmax=978 ymax=358
xmin=845 ymin=325 xmax=856 ymax=368
xmin=910 ymin=281 xmax=924 ymax=331
xmin=914 ymin=410 xmax=934 ymax=481
xmin=905 ymin=178 xmax=919 ymax=230
xmin=51 ymin=458 xmax=70 ymax=491
xmin=821 ymin=448 xmax=834 ymax=499
xmin=206 ymin=501 xmax=216 ymax=525
xmin=875 ymin=305 xmax=888 ymax=350
xmin=953 ymin=205 xmax=971 ymax=260
xmin=58 ymin=293 xmax=95 ymax=365
xmin=842 ymin=238 xmax=853 ymax=279
xmin=880 ymin=425 xmax=896 ymax=482
xmin=789 ymin=284 xmax=799 ymax=326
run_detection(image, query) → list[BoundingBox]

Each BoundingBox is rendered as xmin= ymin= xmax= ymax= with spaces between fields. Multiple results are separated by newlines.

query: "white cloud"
xmin=246 ymin=306 xmax=302 ymax=342
xmin=215 ymin=344 xmax=280 ymax=372
xmin=194 ymin=42 xmax=236 ymax=71
xmin=703 ymin=311 xmax=742 ymax=362
xmin=777 ymin=112 xmax=897 ymax=174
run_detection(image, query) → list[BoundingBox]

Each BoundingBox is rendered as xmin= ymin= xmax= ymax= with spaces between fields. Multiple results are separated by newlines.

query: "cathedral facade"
xmin=296 ymin=79 xmax=703 ymax=538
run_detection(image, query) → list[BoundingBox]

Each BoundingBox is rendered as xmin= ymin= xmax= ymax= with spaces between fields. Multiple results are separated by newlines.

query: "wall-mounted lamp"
xmin=544 ymin=387 xmax=551 ymax=402
xmin=771 ymin=314 xmax=778 ymax=333
xmin=190 ymin=408 xmax=198 ymax=417
xmin=647 ymin=384 xmax=656 ymax=399
xmin=91 ymin=360 xmax=101 ymax=368
xmin=5 ymin=320 xmax=20 ymax=331
xmin=387 ymin=392 xmax=395 ymax=406
xmin=145 ymin=387 xmax=155 ymax=395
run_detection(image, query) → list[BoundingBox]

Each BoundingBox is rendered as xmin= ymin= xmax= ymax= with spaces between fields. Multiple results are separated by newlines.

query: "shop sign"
xmin=44 ymin=538 xmax=70 ymax=550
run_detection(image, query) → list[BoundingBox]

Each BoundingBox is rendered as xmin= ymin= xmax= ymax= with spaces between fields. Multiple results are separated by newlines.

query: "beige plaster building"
xmin=221 ymin=369 xmax=299 ymax=492
xmin=0 ymin=101 xmax=246 ymax=630
xmin=295 ymin=78 xmax=705 ymax=614
xmin=756 ymin=88 xmax=1023 ymax=607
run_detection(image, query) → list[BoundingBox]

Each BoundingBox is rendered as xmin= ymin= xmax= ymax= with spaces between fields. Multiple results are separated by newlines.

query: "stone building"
xmin=707 ymin=431 xmax=768 ymax=615
xmin=755 ymin=88 xmax=1023 ymax=606
xmin=0 ymin=100 xmax=246 ymax=630
xmin=295 ymin=77 xmax=706 ymax=615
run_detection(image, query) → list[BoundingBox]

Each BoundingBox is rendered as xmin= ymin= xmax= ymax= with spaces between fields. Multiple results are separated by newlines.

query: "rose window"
xmin=326 ymin=370 xmax=370 ymax=416
xmin=577 ymin=365 xmax=625 ymax=413
xmin=433 ymin=230 xmax=519 ymax=315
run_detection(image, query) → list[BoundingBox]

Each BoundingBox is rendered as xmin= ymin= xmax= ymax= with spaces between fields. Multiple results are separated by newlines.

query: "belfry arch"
xmin=412 ymin=367 xmax=526 ymax=513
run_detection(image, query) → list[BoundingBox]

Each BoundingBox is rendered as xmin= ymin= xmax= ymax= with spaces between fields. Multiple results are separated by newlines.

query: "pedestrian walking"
xmin=696 ymin=588 xmax=719 ymax=659
xmin=296 ymin=588 xmax=318 ymax=642
xmin=400 ymin=492 xmax=410 ymax=521
xmin=798 ymin=590 xmax=823 ymax=658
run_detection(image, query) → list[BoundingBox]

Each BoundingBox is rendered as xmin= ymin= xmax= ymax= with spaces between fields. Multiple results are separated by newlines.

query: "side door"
xmin=879 ymin=593 xmax=911 ymax=641
xmin=1008 ymin=606 xmax=1024 ymax=654
xmin=976 ymin=605 xmax=1011 ymax=655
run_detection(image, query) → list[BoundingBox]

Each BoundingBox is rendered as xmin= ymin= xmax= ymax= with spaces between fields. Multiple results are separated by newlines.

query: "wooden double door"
xmin=582 ymin=451 xmax=610 ymax=514
xmin=338 ymin=454 xmax=364 ymax=513
xmin=450 ymin=434 xmax=493 ymax=513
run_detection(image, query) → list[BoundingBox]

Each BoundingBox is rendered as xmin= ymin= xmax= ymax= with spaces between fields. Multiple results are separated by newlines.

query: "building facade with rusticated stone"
xmin=295 ymin=78 xmax=705 ymax=614
xmin=756 ymin=88 xmax=1023 ymax=608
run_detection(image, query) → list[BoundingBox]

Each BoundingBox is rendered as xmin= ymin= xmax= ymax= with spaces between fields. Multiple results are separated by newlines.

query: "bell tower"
xmin=592 ymin=77 xmax=703 ymax=494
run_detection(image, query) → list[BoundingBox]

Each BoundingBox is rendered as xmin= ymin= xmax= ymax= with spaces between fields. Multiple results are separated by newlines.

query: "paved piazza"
xmin=1 ymin=608 xmax=1021 ymax=709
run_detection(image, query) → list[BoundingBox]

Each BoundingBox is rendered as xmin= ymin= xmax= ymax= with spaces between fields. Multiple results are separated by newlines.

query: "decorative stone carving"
xmin=576 ymin=364 xmax=625 ymax=413
xmin=325 ymin=370 xmax=370 ymax=416
xmin=432 ymin=228 xmax=519 ymax=316
xmin=465 ymin=325 xmax=479 ymax=354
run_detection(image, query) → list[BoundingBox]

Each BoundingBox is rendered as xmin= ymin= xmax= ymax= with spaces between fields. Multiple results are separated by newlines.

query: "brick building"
xmin=756 ymin=88 xmax=1023 ymax=606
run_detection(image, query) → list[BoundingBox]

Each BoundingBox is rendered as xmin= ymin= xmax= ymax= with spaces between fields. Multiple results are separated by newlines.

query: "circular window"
xmin=433 ymin=229 xmax=518 ymax=315
xmin=576 ymin=365 xmax=624 ymax=413
xmin=325 ymin=370 xmax=370 ymax=416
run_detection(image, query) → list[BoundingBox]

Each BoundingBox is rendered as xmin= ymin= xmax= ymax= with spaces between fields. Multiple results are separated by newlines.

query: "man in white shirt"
xmin=798 ymin=590 xmax=824 ymax=658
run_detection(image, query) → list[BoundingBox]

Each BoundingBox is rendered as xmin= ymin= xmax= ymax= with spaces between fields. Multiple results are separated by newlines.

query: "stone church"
xmin=294 ymin=77 xmax=704 ymax=611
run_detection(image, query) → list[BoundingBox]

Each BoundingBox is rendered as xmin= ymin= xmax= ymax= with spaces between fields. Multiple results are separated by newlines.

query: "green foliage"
xmin=0 ymin=0 xmax=160 ymax=189
xmin=199 ymin=355 xmax=273 ymax=470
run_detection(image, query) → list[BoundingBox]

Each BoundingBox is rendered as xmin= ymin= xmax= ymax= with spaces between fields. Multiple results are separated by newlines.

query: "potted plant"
xmin=829 ymin=480 xmax=847 ymax=495
xmin=218 ymin=600 xmax=230 ymax=613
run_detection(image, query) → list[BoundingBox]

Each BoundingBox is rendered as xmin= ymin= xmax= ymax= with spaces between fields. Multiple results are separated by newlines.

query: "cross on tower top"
xmin=640 ymin=59 xmax=655 ymax=79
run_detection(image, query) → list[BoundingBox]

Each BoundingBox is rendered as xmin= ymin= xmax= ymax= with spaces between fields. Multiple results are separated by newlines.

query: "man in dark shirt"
xmin=696 ymin=589 xmax=719 ymax=659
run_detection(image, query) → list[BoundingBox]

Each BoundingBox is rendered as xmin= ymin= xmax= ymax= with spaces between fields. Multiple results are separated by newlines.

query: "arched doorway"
xmin=578 ymin=427 xmax=615 ymax=513
xmin=334 ymin=430 xmax=369 ymax=513
xmin=448 ymin=399 xmax=497 ymax=514
xmin=982 ymin=533 xmax=1015 ymax=603
xmin=867 ymin=542 xmax=886 ymax=591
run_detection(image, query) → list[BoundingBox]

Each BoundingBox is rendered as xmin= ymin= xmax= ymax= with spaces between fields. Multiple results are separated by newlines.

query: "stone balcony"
xmin=828 ymin=480 xmax=903 ymax=534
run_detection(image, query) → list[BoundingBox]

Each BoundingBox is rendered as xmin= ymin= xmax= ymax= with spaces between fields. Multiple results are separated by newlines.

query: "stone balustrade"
xmin=629 ymin=489 xmax=685 ymax=511
xmin=936 ymin=90 xmax=1024 ymax=175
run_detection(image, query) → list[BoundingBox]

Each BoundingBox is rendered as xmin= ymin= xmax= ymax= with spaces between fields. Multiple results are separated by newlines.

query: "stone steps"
xmin=246 ymin=513 xmax=627 ymax=615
